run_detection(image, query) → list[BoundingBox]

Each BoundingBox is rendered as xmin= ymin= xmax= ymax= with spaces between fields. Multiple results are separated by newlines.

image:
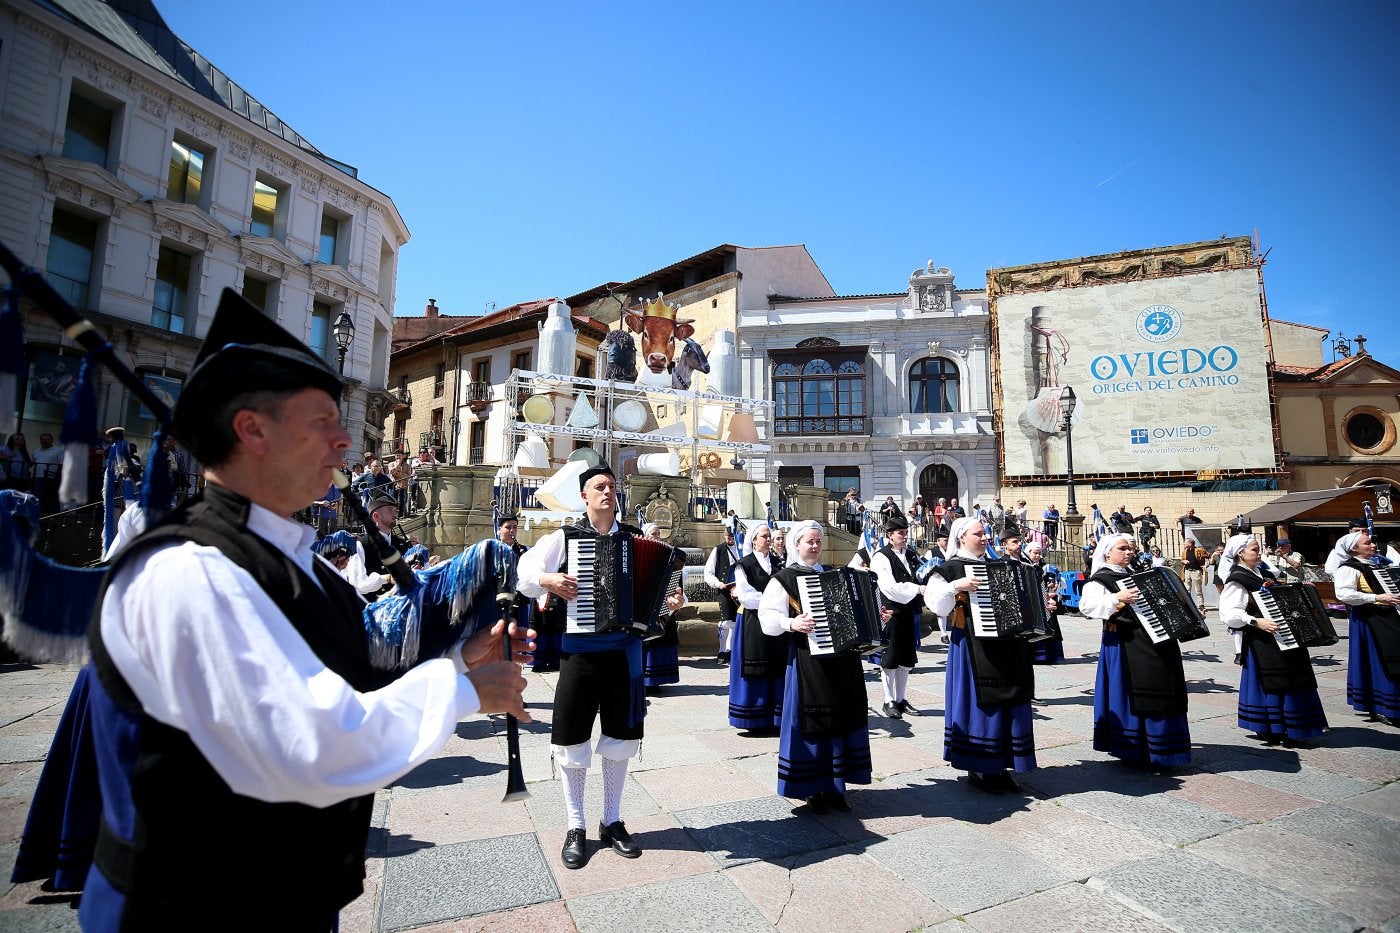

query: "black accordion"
xmin=1252 ymin=582 xmax=1339 ymax=649
xmin=965 ymin=559 xmax=1052 ymax=641
xmin=1123 ymin=567 xmax=1210 ymax=644
xmin=557 ymin=534 xmax=684 ymax=638
xmin=795 ymin=567 xmax=883 ymax=656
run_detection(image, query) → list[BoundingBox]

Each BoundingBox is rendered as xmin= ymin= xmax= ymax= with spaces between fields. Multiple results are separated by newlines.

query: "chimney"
xmin=425 ymin=298 xmax=438 ymax=319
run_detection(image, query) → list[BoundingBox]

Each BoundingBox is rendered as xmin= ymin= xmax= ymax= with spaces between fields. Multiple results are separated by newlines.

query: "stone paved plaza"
xmin=2 ymin=604 xmax=1397 ymax=932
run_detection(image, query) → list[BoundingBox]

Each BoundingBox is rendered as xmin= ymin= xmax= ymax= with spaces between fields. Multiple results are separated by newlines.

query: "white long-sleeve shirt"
xmin=922 ymin=550 xmax=982 ymax=619
xmin=1079 ymin=574 xmax=1126 ymax=621
xmin=733 ymin=552 xmax=774 ymax=611
xmin=870 ymin=548 xmax=921 ymax=607
xmin=1219 ymin=566 xmax=1263 ymax=630
xmin=1333 ymin=564 xmax=1382 ymax=606
xmin=758 ymin=562 xmax=824 ymax=635
xmin=99 ymin=503 xmax=478 ymax=809
xmin=340 ymin=537 xmax=390 ymax=595
xmin=704 ymin=544 xmax=741 ymax=589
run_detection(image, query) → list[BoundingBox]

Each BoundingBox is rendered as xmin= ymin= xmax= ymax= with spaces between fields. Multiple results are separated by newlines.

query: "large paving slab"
xmin=674 ymin=795 xmax=847 ymax=868
xmin=963 ymin=881 xmax=1174 ymax=932
xmin=1090 ymin=849 xmax=1360 ymax=933
xmin=376 ymin=832 xmax=559 ymax=931
xmin=565 ymin=871 xmax=772 ymax=933
xmin=864 ymin=820 xmax=1075 ymax=914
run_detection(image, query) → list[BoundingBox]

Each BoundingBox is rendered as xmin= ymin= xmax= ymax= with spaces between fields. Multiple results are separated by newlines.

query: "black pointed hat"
xmin=174 ymin=288 xmax=343 ymax=461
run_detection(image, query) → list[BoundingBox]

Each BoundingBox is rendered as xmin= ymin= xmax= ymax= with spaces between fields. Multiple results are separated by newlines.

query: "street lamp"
xmin=1060 ymin=385 xmax=1078 ymax=516
xmin=332 ymin=310 xmax=355 ymax=375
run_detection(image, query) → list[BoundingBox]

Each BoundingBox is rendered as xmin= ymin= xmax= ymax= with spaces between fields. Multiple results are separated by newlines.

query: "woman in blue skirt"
xmin=758 ymin=520 xmax=871 ymax=813
xmin=923 ymin=517 xmax=1038 ymax=793
xmin=729 ymin=523 xmax=787 ymax=730
xmin=1080 ymin=534 xmax=1192 ymax=768
xmin=1331 ymin=531 xmax=1400 ymax=727
xmin=1218 ymin=534 xmax=1327 ymax=745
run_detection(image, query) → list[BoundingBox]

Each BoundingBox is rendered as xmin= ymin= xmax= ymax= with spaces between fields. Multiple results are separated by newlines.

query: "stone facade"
xmin=738 ymin=261 xmax=999 ymax=511
xmin=0 ymin=0 xmax=407 ymax=459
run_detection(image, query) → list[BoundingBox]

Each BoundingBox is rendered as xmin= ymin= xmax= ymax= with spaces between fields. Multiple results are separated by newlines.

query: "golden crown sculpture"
xmin=642 ymin=294 xmax=677 ymax=321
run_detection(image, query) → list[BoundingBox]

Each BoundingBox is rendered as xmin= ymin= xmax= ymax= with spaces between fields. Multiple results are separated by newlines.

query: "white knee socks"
xmin=561 ymin=766 xmax=587 ymax=830
xmin=601 ymin=756 xmax=627 ymax=826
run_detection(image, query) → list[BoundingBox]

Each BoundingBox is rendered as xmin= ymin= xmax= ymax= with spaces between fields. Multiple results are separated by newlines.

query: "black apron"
xmin=940 ymin=557 xmax=1034 ymax=706
xmin=1342 ymin=558 xmax=1400 ymax=679
xmin=736 ymin=552 xmax=788 ymax=678
xmin=1090 ymin=567 xmax=1188 ymax=716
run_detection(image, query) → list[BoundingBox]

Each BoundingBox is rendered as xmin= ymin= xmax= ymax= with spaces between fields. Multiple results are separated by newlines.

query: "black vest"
xmin=1089 ymin=567 xmax=1187 ymax=715
xmin=88 ymin=484 xmax=389 ymax=928
xmin=736 ymin=552 xmax=787 ymax=678
xmin=361 ymin=526 xmax=410 ymax=577
xmin=713 ymin=543 xmax=739 ymax=618
xmin=539 ymin=521 xmax=644 ymax=633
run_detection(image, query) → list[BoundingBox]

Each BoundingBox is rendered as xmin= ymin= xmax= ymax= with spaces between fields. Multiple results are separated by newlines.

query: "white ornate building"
xmin=0 ymin=0 xmax=408 ymax=459
xmin=738 ymin=262 xmax=999 ymax=510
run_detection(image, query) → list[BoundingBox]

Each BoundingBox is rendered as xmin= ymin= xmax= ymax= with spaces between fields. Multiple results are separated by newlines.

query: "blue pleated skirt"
xmin=775 ymin=649 xmax=871 ymax=799
xmin=1237 ymin=650 xmax=1327 ymax=740
xmin=1032 ymin=636 xmax=1065 ymax=664
xmin=642 ymin=639 xmax=679 ymax=688
xmin=943 ymin=628 xmax=1037 ymax=773
xmin=728 ymin=613 xmax=783 ymax=729
xmin=11 ymin=665 xmax=100 ymax=891
xmin=1347 ymin=617 xmax=1400 ymax=718
xmin=1093 ymin=632 xmax=1192 ymax=766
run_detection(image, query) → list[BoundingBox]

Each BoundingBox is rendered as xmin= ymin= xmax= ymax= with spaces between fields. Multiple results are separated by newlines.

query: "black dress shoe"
xmin=881 ymin=702 xmax=903 ymax=720
xmin=716 ymin=652 xmax=731 ymax=667
xmin=598 ymin=820 xmax=641 ymax=858
xmin=967 ymin=771 xmax=1003 ymax=794
xmin=561 ymin=828 xmax=588 ymax=869
xmin=806 ymin=794 xmax=831 ymax=815
xmin=896 ymin=700 xmax=920 ymax=717
xmin=827 ymin=791 xmax=851 ymax=813
xmin=996 ymin=772 xmax=1022 ymax=793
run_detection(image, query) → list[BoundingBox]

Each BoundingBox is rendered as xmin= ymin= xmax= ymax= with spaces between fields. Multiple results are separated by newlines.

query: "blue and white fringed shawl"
xmin=361 ymin=538 xmax=517 ymax=670
xmin=0 ymin=490 xmax=104 ymax=662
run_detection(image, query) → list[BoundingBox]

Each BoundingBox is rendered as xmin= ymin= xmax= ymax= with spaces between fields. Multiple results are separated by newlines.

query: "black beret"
xmin=578 ymin=464 xmax=616 ymax=492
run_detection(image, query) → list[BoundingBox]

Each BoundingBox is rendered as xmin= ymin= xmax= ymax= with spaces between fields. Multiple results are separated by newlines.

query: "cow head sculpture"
xmin=624 ymin=295 xmax=695 ymax=376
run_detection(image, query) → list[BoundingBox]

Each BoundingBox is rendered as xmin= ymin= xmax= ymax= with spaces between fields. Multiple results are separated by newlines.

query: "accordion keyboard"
xmin=566 ymin=538 xmax=598 ymax=634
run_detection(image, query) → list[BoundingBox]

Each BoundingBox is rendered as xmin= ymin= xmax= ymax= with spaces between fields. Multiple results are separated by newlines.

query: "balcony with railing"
xmin=772 ymin=415 xmax=867 ymax=436
xmin=467 ymin=446 xmax=486 ymax=465
xmin=464 ymin=380 xmax=493 ymax=413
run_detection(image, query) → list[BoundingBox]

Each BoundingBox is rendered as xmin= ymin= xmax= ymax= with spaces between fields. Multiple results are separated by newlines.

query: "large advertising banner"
xmin=994 ymin=267 xmax=1275 ymax=479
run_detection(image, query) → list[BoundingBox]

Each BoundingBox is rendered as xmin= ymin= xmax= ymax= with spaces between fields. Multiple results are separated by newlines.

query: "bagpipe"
xmin=3 ymin=234 xmax=535 ymax=670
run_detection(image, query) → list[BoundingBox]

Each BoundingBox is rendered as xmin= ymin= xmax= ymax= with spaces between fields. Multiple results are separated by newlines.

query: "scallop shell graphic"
xmin=1023 ymin=386 xmax=1083 ymax=435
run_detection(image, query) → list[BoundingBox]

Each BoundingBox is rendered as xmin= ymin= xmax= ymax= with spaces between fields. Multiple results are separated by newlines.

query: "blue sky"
xmin=160 ymin=0 xmax=1400 ymax=363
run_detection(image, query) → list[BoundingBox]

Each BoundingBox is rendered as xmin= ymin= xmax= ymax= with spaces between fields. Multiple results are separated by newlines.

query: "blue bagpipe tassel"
xmin=0 ymin=284 xmax=23 ymax=438
xmin=138 ymin=424 xmax=174 ymax=526
xmin=58 ymin=354 xmax=100 ymax=509
xmin=0 ymin=489 xmax=104 ymax=661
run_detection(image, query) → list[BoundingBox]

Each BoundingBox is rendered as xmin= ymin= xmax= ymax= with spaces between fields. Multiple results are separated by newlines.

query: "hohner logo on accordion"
xmin=1251 ymin=582 xmax=1339 ymax=650
xmin=564 ymin=534 xmax=682 ymax=638
xmin=1122 ymin=567 xmax=1210 ymax=644
xmin=965 ymin=560 xmax=1051 ymax=640
xmin=796 ymin=568 xmax=883 ymax=657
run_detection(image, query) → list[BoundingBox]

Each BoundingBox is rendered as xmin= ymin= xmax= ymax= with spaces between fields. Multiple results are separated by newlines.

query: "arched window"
xmin=770 ymin=349 xmax=866 ymax=435
xmin=918 ymin=463 xmax=958 ymax=506
xmin=909 ymin=357 xmax=959 ymax=413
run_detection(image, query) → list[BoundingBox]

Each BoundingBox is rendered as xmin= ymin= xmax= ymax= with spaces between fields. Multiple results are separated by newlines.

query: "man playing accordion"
xmin=517 ymin=465 xmax=683 ymax=870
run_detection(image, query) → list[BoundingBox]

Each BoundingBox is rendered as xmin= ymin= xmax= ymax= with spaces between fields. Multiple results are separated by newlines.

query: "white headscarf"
xmin=1325 ymin=532 xmax=1364 ymax=574
xmin=947 ymin=516 xmax=978 ymax=557
xmin=641 ymin=522 xmax=659 ymax=538
xmin=1222 ymin=533 xmax=1256 ymax=570
xmin=744 ymin=522 xmax=774 ymax=557
xmin=786 ymin=520 xmax=823 ymax=567
xmin=1091 ymin=533 xmax=1135 ymax=576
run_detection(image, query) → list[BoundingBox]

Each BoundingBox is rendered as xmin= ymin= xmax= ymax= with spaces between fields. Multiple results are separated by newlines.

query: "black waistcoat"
xmin=940 ymin=557 xmax=1034 ymax=705
xmin=877 ymin=545 xmax=923 ymax=670
xmin=1090 ymin=567 xmax=1187 ymax=715
xmin=1341 ymin=558 xmax=1400 ymax=678
xmin=736 ymin=552 xmax=788 ymax=678
xmin=1226 ymin=567 xmax=1317 ymax=693
xmin=713 ymin=543 xmax=739 ymax=618
xmin=539 ymin=521 xmax=644 ymax=634
xmin=773 ymin=565 xmax=868 ymax=736
xmin=87 ymin=484 xmax=390 ymax=929
xmin=361 ymin=526 xmax=410 ymax=577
